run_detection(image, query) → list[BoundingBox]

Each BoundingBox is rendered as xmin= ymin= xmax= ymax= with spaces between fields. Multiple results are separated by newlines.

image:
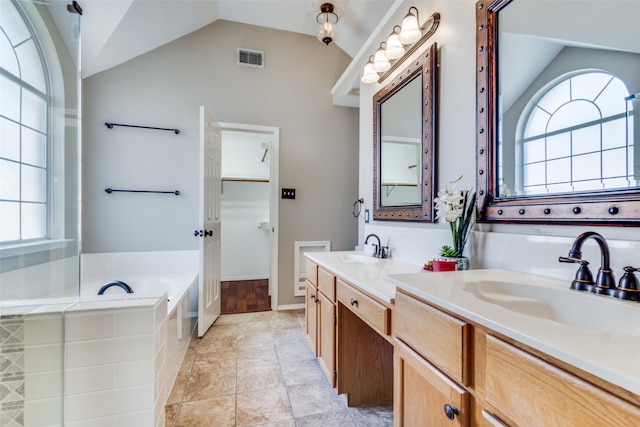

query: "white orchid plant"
xmin=434 ymin=177 xmax=477 ymax=258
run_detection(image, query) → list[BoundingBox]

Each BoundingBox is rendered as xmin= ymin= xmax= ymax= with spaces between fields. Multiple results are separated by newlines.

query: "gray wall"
xmin=82 ymin=20 xmax=359 ymax=306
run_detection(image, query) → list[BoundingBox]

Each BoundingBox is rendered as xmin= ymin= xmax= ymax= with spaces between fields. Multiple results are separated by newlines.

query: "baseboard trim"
xmin=276 ymin=303 xmax=305 ymax=311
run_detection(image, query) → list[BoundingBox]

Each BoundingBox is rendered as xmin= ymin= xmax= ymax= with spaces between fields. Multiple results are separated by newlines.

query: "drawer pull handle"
xmin=444 ymin=404 xmax=458 ymax=420
xmin=349 ymin=298 xmax=358 ymax=306
xmin=310 ymin=294 xmax=317 ymax=302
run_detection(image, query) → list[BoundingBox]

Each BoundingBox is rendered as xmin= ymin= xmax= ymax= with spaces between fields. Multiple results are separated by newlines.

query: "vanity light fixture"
xmin=360 ymin=9 xmax=440 ymax=84
xmin=316 ymin=3 xmax=338 ymax=45
xmin=361 ymin=56 xmax=379 ymax=84
xmin=384 ymin=25 xmax=405 ymax=60
xmin=398 ymin=7 xmax=422 ymax=44
xmin=372 ymin=42 xmax=391 ymax=72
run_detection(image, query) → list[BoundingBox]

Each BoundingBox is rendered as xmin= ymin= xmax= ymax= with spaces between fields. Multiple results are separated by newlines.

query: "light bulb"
xmin=398 ymin=9 xmax=421 ymax=44
xmin=385 ymin=28 xmax=405 ymax=60
xmin=361 ymin=62 xmax=378 ymax=84
xmin=372 ymin=46 xmax=390 ymax=73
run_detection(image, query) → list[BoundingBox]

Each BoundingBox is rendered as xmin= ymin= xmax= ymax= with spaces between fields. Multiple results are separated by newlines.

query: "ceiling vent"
xmin=237 ymin=48 xmax=264 ymax=68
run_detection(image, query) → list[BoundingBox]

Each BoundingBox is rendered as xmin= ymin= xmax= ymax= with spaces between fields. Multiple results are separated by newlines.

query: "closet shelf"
xmin=222 ymin=177 xmax=270 ymax=183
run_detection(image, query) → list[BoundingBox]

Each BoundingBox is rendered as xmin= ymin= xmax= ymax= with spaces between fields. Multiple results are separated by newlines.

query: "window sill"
xmin=0 ymin=239 xmax=74 ymax=259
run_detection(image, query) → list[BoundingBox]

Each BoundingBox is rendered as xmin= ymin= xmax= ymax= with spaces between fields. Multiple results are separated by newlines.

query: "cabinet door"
xmin=305 ymin=280 xmax=318 ymax=355
xmin=317 ymin=291 xmax=336 ymax=387
xmin=395 ymin=339 xmax=470 ymax=427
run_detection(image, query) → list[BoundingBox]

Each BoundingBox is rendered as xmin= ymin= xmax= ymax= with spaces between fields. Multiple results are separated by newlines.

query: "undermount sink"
xmin=464 ymin=280 xmax=640 ymax=337
xmin=338 ymin=253 xmax=380 ymax=264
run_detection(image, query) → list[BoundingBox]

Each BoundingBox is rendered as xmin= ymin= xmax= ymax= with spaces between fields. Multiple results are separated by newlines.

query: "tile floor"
xmin=165 ymin=309 xmax=393 ymax=427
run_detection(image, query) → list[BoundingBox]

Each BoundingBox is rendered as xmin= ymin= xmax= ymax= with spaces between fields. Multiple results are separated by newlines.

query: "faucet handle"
xmin=616 ymin=266 xmax=640 ymax=302
xmin=380 ymin=246 xmax=388 ymax=259
xmin=559 ymin=256 xmax=594 ymax=292
xmin=618 ymin=266 xmax=640 ymax=290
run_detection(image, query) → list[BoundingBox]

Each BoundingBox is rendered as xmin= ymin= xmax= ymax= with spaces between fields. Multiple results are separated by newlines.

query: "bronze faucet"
xmin=559 ymin=231 xmax=616 ymax=295
xmin=364 ymin=233 xmax=387 ymax=258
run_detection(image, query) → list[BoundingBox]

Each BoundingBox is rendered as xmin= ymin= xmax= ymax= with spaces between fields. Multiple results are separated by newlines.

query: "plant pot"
xmin=441 ymin=256 xmax=470 ymax=271
xmin=432 ymin=259 xmax=458 ymax=272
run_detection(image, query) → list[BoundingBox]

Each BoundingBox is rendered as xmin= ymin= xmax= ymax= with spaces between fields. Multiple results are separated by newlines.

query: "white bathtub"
xmin=81 ymin=250 xmax=198 ymax=316
xmin=80 ymin=250 xmax=199 ymax=424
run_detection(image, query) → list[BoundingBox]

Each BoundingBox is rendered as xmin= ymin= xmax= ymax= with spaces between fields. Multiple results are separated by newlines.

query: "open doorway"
xmin=219 ymin=123 xmax=279 ymax=314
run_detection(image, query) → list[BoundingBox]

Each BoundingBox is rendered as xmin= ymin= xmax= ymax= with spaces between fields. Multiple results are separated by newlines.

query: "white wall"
xmin=221 ymin=181 xmax=270 ymax=280
xmin=82 ymin=20 xmax=359 ymax=306
xmin=357 ymin=0 xmax=640 ymax=283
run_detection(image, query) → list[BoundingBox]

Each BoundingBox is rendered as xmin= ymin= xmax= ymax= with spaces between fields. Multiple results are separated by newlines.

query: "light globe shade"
xmin=361 ymin=62 xmax=378 ymax=84
xmin=385 ymin=31 xmax=405 ymax=60
xmin=398 ymin=11 xmax=421 ymax=44
xmin=317 ymin=22 xmax=335 ymax=45
xmin=372 ymin=47 xmax=391 ymax=72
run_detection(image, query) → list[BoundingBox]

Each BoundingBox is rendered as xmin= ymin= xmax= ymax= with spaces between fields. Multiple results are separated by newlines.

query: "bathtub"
xmin=81 ymin=250 xmax=198 ymax=316
xmin=80 ymin=250 xmax=199 ymax=424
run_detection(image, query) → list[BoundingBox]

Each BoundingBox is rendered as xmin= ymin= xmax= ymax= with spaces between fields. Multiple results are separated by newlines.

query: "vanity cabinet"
xmin=304 ymin=260 xmax=318 ymax=355
xmin=484 ymin=335 xmax=640 ymax=426
xmin=394 ymin=290 xmax=471 ymax=426
xmin=395 ymin=339 xmax=470 ymax=426
xmin=317 ymin=267 xmax=337 ymax=387
xmin=394 ymin=288 xmax=640 ymax=427
xmin=336 ymin=278 xmax=394 ymax=406
xmin=304 ymin=260 xmax=337 ymax=387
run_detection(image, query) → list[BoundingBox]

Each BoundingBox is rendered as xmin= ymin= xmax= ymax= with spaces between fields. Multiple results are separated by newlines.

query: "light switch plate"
xmin=282 ymin=188 xmax=296 ymax=199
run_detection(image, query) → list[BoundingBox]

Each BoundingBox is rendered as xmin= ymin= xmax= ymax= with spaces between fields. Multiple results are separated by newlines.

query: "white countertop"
xmin=385 ymin=268 xmax=640 ymax=397
xmin=304 ymin=251 xmax=423 ymax=304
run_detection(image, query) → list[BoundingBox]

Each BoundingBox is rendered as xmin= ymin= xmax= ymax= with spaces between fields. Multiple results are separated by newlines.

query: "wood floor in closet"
xmin=221 ymin=279 xmax=271 ymax=314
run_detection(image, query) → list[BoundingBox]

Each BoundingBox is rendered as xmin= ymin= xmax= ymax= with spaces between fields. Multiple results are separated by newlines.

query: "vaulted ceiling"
xmin=79 ymin=0 xmax=394 ymax=78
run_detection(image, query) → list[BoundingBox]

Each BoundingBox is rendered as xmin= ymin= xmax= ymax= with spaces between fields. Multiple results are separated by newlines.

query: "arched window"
xmin=0 ymin=0 xmax=50 ymax=243
xmin=517 ymin=71 xmax=634 ymax=195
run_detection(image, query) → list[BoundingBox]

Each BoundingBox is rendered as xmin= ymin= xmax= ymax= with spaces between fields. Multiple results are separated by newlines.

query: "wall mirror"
xmin=373 ymin=42 xmax=437 ymax=221
xmin=476 ymin=0 xmax=640 ymax=224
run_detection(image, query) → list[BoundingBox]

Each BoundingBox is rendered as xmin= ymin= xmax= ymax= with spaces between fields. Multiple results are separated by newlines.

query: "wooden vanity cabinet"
xmin=316 ymin=267 xmax=337 ymax=387
xmin=394 ymin=290 xmax=471 ymax=426
xmin=395 ymin=338 xmax=470 ymax=426
xmin=394 ymin=288 xmax=640 ymax=427
xmin=304 ymin=260 xmax=337 ymax=387
xmin=304 ymin=260 xmax=319 ymax=355
xmin=484 ymin=335 xmax=640 ymax=426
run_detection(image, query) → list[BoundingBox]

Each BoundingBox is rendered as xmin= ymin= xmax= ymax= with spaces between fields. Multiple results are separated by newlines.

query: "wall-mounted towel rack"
xmin=105 ymin=188 xmax=180 ymax=196
xmin=105 ymin=122 xmax=180 ymax=134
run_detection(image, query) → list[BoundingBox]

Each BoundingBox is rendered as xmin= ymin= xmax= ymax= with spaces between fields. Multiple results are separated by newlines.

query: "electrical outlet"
xmin=282 ymin=188 xmax=296 ymax=199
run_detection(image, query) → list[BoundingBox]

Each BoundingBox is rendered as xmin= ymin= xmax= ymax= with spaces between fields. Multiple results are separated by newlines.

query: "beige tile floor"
xmin=165 ymin=309 xmax=393 ymax=427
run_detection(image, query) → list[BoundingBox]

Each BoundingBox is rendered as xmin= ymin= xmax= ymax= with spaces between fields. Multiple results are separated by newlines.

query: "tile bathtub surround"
xmin=1 ymin=316 xmax=25 ymax=427
xmin=64 ymin=299 xmax=166 ymax=426
xmin=166 ymin=310 xmax=393 ymax=427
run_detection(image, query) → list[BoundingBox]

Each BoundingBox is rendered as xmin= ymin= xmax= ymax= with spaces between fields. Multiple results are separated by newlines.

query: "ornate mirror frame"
xmin=373 ymin=42 xmax=438 ymax=222
xmin=476 ymin=0 xmax=640 ymax=225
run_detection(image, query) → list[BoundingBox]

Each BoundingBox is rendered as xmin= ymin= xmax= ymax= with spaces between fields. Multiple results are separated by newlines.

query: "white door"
xmin=198 ymin=106 xmax=222 ymax=336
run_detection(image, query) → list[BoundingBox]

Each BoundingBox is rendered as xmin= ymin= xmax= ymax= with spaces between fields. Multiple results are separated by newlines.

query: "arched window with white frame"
xmin=1 ymin=0 xmax=51 ymax=244
xmin=516 ymin=70 xmax=635 ymax=195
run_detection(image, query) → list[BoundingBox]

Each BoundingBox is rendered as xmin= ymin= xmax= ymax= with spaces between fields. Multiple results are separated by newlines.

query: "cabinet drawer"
xmin=337 ymin=278 xmax=390 ymax=335
xmin=318 ymin=267 xmax=336 ymax=301
xmin=485 ymin=335 xmax=640 ymax=426
xmin=305 ymin=259 xmax=318 ymax=286
xmin=394 ymin=290 xmax=469 ymax=385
